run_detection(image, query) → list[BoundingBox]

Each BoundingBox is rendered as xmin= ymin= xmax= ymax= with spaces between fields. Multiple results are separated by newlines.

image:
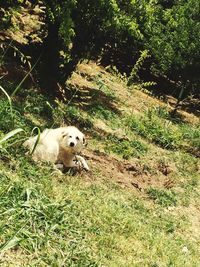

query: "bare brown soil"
xmin=82 ymin=149 xmax=175 ymax=191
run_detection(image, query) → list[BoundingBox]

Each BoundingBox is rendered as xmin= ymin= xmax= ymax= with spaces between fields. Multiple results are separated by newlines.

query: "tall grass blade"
xmin=0 ymin=40 xmax=13 ymax=65
xmin=0 ymin=128 xmax=24 ymax=146
xmin=0 ymin=236 xmax=21 ymax=252
xmin=30 ymin=127 xmax=41 ymax=155
xmin=11 ymin=54 xmax=41 ymax=97
xmin=0 ymin=85 xmax=14 ymax=125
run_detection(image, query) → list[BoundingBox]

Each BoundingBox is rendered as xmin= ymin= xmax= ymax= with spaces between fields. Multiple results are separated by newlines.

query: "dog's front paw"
xmin=83 ymin=162 xmax=90 ymax=171
xmin=74 ymin=155 xmax=90 ymax=171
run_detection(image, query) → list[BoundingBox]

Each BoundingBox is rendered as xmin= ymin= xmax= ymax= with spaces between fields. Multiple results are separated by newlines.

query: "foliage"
xmin=127 ymin=108 xmax=181 ymax=149
xmin=0 ymin=128 xmax=24 ymax=147
xmin=0 ymin=1 xmax=45 ymax=44
xmin=52 ymin=101 xmax=93 ymax=129
xmin=1 ymin=0 xmax=200 ymax=95
xmin=144 ymin=0 xmax=200 ymax=91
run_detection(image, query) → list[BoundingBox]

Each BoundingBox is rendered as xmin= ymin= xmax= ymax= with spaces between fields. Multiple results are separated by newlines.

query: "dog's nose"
xmin=70 ymin=142 xmax=75 ymax=147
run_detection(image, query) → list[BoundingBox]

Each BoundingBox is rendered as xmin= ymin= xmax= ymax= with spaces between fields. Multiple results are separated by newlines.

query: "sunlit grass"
xmin=0 ymin=65 xmax=200 ymax=266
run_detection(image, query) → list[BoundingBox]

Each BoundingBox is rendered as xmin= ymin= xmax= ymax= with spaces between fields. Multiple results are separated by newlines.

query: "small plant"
xmin=94 ymin=75 xmax=117 ymax=100
xmin=127 ymin=49 xmax=150 ymax=86
xmin=106 ymin=65 xmax=127 ymax=83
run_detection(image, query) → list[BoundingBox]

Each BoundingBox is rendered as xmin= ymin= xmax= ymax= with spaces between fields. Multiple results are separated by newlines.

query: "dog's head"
xmin=60 ymin=126 xmax=86 ymax=153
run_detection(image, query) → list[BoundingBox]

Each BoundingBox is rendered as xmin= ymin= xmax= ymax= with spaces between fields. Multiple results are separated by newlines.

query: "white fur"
xmin=23 ymin=126 xmax=89 ymax=171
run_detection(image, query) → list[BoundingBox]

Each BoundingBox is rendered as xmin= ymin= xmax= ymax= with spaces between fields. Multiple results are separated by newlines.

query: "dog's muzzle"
xmin=70 ymin=142 xmax=75 ymax=147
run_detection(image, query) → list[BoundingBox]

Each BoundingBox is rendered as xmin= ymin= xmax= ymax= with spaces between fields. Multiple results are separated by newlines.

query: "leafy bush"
xmin=144 ymin=0 xmax=200 ymax=91
xmin=1 ymin=0 xmax=199 ymax=96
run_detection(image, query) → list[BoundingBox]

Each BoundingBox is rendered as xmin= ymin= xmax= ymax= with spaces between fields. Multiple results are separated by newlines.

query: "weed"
xmin=127 ymin=50 xmax=150 ymax=86
xmin=180 ymin=123 xmax=200 ymax=152
xmin=0 ymin=85 xmax=14 ymax=126
xmin=106 ymin=65 xmax=127 ymax=83
xmin=0 ymin=128 xmax=24 ymax=147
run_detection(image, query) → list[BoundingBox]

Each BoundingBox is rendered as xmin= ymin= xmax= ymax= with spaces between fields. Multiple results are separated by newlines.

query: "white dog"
xmin=23 ymin=126 xmax=89 ymax=171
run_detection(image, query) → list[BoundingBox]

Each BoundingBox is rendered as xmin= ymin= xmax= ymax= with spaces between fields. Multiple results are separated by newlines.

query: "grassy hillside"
xmin=0 ymin=62 xmax=200 ymax=266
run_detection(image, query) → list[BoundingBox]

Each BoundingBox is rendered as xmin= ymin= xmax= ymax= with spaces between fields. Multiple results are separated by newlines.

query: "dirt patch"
xmin=83 ymin=150 xmax=175 ymax=191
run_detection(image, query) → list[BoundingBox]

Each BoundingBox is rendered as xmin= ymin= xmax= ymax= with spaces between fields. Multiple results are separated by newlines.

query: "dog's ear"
xmin=83 ymin=136 xmax=87 ymax=146
xmin=61 ymin=131 xmax=68 ymax=138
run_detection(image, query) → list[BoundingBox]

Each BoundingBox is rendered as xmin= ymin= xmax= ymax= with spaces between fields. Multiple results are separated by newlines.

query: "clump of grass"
xmin=0 ymin=99 xmax=29 ymax=132
xmin=104 ymin=134 xmax=148 ymax=159
xmin=147 ymin=188 xmax=177 ymax=207
xmin=23 ymin=88 xmax=52 ymax=118
xmin=88 ymin=104 xmax=117 ymax=121
xmin=126 ymin=107 xmax=182 ymax=149
xmin=0 ymin=85 xmax=14 ymax=126
xmin=180 ymin=123 xmax=200 ymax=154
xmin=127 ymin=115 xmax=180 ymax=149
xmin=151 ymin=106 xmax=170 ymax=120
xmin=126 ymin=107 xmax=200 ymax=155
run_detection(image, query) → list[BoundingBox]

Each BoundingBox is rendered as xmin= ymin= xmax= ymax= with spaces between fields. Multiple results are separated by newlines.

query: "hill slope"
xmin=0 ymin=61 xmax=200 ymax=266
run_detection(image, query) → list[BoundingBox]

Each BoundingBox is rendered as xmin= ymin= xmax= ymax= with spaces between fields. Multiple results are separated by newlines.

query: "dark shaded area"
xmin=64 ymin=84 xmax=121 ymax=116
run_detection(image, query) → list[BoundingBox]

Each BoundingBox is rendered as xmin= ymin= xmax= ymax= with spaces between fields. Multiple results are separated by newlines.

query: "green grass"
xmin=0 ymin=158 xmax=199 ymax=266
xmin=104 ymin=134 xmax=148 ymax=159
xmin=146 ymin=188 xmax=178 ymax=207
xmin=126 ymin=107 xmax=200 ymax=155
xmin=89 ymin=104 xmax=117 ymax=121
xmin=126 ymin=111 xmax=181 ymax=149
xmin=0 ymin=68 xmax=200 ymax=266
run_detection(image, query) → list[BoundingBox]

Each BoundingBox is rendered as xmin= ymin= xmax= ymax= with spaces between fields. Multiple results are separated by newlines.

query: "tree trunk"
xmin=41 ymin=20 xmax=62 ymax=97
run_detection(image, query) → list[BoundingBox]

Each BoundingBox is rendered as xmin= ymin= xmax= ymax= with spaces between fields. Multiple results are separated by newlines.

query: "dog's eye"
xmin=76 ymin=136 xmax=79 ymax=140
xmin=69 ymin=135 xmax=72 ymax=138
xmin=83 ymin=137 xmax=85 ymax=144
